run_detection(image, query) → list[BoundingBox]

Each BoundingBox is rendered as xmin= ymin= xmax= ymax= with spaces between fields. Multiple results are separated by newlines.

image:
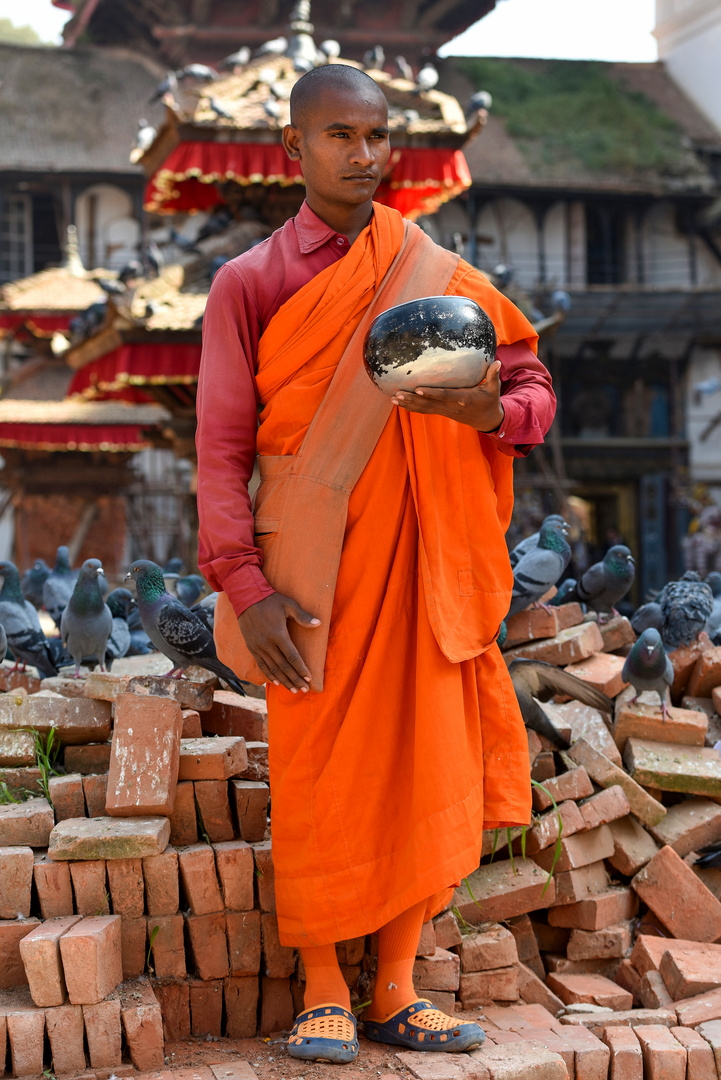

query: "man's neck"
xmin=304 ymin=194 xmax=374 ymax=246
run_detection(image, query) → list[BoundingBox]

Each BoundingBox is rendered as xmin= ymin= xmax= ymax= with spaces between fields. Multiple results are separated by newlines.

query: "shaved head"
xmin=289 ymin=64 xmax=387 ymax=128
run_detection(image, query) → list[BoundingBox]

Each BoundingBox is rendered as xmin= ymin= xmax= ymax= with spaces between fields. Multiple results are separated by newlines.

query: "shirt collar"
xmin=295 ymin=199 xmax=347 ymax=254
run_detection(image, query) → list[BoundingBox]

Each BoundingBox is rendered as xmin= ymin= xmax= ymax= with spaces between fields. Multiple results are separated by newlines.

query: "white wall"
xmin=655 ymin=0 xmax=721 ymax=134
xmin=476 ymin=198 xmax=540 ymax=289
xmin=74 ymin=184 xmax=141 ymax=271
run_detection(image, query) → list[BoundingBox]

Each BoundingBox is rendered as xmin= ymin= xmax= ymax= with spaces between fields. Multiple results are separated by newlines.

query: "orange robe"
xmin=255 ymin=204 xmax=537 ymax=947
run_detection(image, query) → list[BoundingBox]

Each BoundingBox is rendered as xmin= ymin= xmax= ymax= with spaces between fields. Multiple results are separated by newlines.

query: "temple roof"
xmin=0 ymin=266 xmax=108 ymax=313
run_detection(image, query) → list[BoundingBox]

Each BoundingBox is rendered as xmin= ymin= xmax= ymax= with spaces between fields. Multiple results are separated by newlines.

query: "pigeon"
xmin=621 ymin=628 xmax=674 ymax=719
xmin=569 ymin=545 xmax=635 ymax=619
xmin=0 ymin=622 xmax=6 ymax=664
xmin=509 ymin=515 xmax=568 ymax=569
xmin=362 ymin=45 xmax=385 ymax=70
xmin=256 ymin=36 xmax=288 ymax=56
xmin=549 ymin=579 xmax=579 ymax=607
xmin=416 ymin=64 xmax=439 ymax=92
xmin=164 ymin=557 xmax=184 ymax=575
xmin=395 ymin=56 xmax=414 ymax=81
xmin=694 ymin=842 xmax=721 ymax=868
xmin=127 ymin=559 xmax=246 ymax=694
xmin=21 ymin=559 xmax=50 ymax=609
xmin=150 ymin=70 xmax=178 ymax=103
xmin=470 ymin=90 xmax=493 ymax=112
xmin=134 ymin=118 xmax=156 ymax=154
xmin=190 ymin=591 xmax=219 ymax=633
xmin=177 ymin=64 xmax=217 ymax=83
xmin=630 ymin=601 xmax=662 ymax=636
xmin=508 ymin=518 xmax=571 ymax=617
xmin=264 ymin=98 xmax=282 ymax=121
xmin=659 ymin=571 xmax=714 ymax=649
xmin=0 ymin=561 xmax=58 ymax=678
xmin=176 ymin=575 xmax=206 ymax=608
xmin=42 ymin=546 xmax=78 ymax=630
xmin=144 ymin=241 xmax=164 ymax=277
xmin=208 ymin=96 xmax=234 ymax=121
xmin=705 ymin=571 xmax=721 ymax=639
xmin=219 ymin=46 xmax=251 ymax=70
xmin=509 ymin=659 xmax=613 ymax=749
xmin=104 ymin=588 xmax=134 ymax=669
xmin=60 ymin=559 xmax=113 ymax=677
xmin=169 ymin=228 xmax=200 ymax=253
xmin=319 ymin=39 xmax=341 ymax=60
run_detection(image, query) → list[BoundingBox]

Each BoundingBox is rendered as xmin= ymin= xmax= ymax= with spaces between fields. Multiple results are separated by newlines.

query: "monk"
xmin=196 ymin=64 xmax=555 ymax=1065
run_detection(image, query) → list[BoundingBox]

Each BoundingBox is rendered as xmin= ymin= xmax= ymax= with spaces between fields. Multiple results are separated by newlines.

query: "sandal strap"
xmin=290 ymin=1003 xmax=357 ymax=1037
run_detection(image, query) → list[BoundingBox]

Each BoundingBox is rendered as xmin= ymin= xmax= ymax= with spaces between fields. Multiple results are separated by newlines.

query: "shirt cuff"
xmin=220 ymin=563 xmax=276 ymax=619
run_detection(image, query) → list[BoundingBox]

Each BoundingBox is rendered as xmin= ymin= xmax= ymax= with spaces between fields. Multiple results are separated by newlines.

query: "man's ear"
xmin=283 ymin=124 xmax=301 ymax=161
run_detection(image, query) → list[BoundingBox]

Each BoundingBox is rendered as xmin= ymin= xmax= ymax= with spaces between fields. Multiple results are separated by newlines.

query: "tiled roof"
xmin=0 ymin=43 xmax=165 ymax=173
xmin=0 ymin=266 xmax=108 ymax=312
xmin=130 ymin=273 xmax=207 ymax=331
xmin=0 ymin=399 xmax=169 ymax=425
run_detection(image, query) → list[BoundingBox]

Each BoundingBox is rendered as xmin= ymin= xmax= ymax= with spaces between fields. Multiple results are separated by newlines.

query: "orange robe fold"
xmin=255 ymin=204 xmax=534 ymax=947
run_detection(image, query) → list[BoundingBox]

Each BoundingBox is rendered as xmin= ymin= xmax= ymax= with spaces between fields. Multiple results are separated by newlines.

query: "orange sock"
xmin=370 ymin=899 xmax=427 ymax=1020
xmin=301 ymin=944 xmax=351 ymax=1011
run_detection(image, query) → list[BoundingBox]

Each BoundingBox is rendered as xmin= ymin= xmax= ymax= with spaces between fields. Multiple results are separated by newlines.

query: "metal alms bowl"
xmin=363 ymin=295 xmax=497 ymax=397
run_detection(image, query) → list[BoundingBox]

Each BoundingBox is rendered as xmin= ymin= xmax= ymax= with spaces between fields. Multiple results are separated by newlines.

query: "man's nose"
xmin=349 ymin=138 xmax=373 ymax=165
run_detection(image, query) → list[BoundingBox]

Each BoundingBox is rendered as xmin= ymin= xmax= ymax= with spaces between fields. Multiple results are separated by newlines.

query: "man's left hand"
xmin=391 ymin=359 xmax=504 ymax=433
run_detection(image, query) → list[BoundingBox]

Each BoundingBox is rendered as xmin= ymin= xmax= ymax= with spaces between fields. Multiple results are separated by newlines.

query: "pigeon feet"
xmin=165 ymin=667 xmax=184 ymax=679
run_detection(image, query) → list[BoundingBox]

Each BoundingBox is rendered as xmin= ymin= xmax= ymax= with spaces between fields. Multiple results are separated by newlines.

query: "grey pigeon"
xmin=508 ymin=519 xmax=571 ymax=617
xmin=659 ymin=571 xmax=713 ymax=649
xmin=177 ymin=574 xmax=206 ymax=608
xmin=104 ymin=588 xmax=133 ymax=669
xmin=549 ymin=578 xmax=578 ymax=608
xmin=705 ymin=572 xmax=721 ymax=639
xmin=0 ymin=560 xmax=58 ymax=678
xmin=163 ymin=557 xmax=184 ymax=575
xmin=191 ymin=590 xmax=218 ymax=633
xmin=694 ymin=843 xmax=721 ymax=868
xmin=631 ymin=601 xmax=663 ymax=636
xmin=509 ymin=515 xmax=568 ymax=569
xmin=509 ymin=659 xmax=613 ymax=749
xmin=127 ymin=559 xmax=246 ymax=694
xmin=43 ymin=546 xmax=78 ymax=629
xmin=622 ymin=628 xmax=674 ymax=718
xmin=21 ymin=559 xmax=50 ymax=609
xmin=0 ymin=622 xmax=6 ymax=664
xmin=569 ymin=545 xmax=635 ymax=619
xmin=60 ymin=559 xmax=113 ymax=677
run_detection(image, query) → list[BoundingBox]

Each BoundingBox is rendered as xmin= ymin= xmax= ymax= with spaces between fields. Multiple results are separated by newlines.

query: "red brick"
xmin=107 ymin=693 xmax=182 ymax=816
xmin=83 ymin=772 xmax=108 ymax=817
xmin=565 ymin=651 xmax=629 ymax=698
xmin=556 ymin=602 xmax=585 ymax=629
xmin=458 ymin=966 xmax=519 ymax=1006
xmin=225 ymin=975 xmax=259 ymax=1038
xmin=126 ymin=673 xmax=214 ymax=711
xmin=507 ymin=914 xmax=544 ymax=979
xmin=632 ymin=845 xmax=721 ymax=942
xmin=649 ymin=798 xmax=721 ymax=857
xmin=83 ymin=999 xmax=122 ymax=1068
xmin=336 ymin=937 xmax=365 ymax=965
xmin=616 ymin=958 xmax=643 ymax=1006
xmin=179 ymin=736 xmax=248 ymax=781
xmin=121 ymin=915 xmax=147 ymax=979
xmin=454 ymin=859 xmax=555 ymax=924
xmin=433 ymin=910 xmax=462 ymax=951
xmin=0 ymin=666 xmax=41 ymax=693
xmin=0 ymin=723 xmax=36 ymax=767
xmin=669 ymin=636 xmax=713 ymax=699
xmin=458 ymin=925 xmax=518 ymax=972
xmin=46 ymin=1002 xmax=87 ymax=1075
xmin=189 ymin=977 xmax=224 ymax=1035
xmin=209 ymin=843 xmax=251 ymax=915
xmin=531 ymin=921 xmax=570 ymax=953
xmin=561 ymin=1008 xmax=678 ymax=1037
xmin=48 ymin=773 xmax=86 ymax=820
xmin=59 ymin=915 xmax=123 ymax=1004
xmin=153 ymin=978 xmax=191 ymax=1041
xmin=547 ymin=972 xmax=633 ymax=1010
xmin=195 ymin=779 xmax=234 ymax=842
xmin=599 ymin=614 xmax=636 ymax=653
xmin=34 ymin=855 xmax=74 ymax=917
xmin=203 ymin=691 xmax=268 ymax=741
xmin=568 ymin=738 xmax=667 ymax=827
xmin=182 ymin=709 xmax=203 ymax=738
xmin=412 ymin=947 xmax=461 ymax=992
xmin=630 ymin=935 xmax=713 ymax=977
xmin=0 ymin=917 xmax=41 ymax=988
xmin=567 ymin=921 xmax=632 ymax=962
xmin=107 ymin=857 xmax=145 ymax=916
xmin=231 ymin=780 xmax=269 ymax=843
xmin=261 ymin=912 xmax=296 ymax=979
xmin=548 ymin=887 xmax=638 ymax=932
xmin=69 ymin=859 xmax=109 ymax=915
xmin=0 ymin=845 xmax=33 ymax=920
xmin=694 ymin=1020 xmax=721 ymax=1071
xmin=660 ymin=949 xmax=721 ymax=1000
xmin=516 ymin=963 xmax=564 ymax=1016
xmin=686 ymin=647 xmax=721 ymax=697
xmin=503 ymin=606 xmax=561 ymax=648
xmin=639 ymin=970 xmax=674 ymax=1010
xmin=5 ymin=1006 xmax=45 ymax=1077
xmin=544 ymin=699 xmax=623 ymax=766
xmin=601 ymin=1025 xmax=643 ymax=1080
xmin=550 ymin=860 xmax=609 ymax=907
xmin=614 ymin=700 xmax=707 ymax=752
xmin=0 ymin=795 xmax=54 ymax=846
xmin=713 ymin=686 xmax=721 ymax=717
xmin=416 ymin=920 xmax=437 ymax=957
xmin=259 ymin=975 xmax=294 ymax=1034
xmin=241 ymin=741 xmax=269 ymax=783
xmin=148 ymin=914 xmax=186 ymax=978
xmin=607 ymin=816 xmax=659 ymax=876
xmin=670 ymin=1025 xmax=717 ymax=1080
xmin=468 ymin=1040 xmax=569 ymax=1078
xmin=675 ymin=986 xmax=721 ymax=1027
xmin=21 ymin=693 xmax=112 ymax=744
xmin=226 ymin=910 xmax=262 ymax=976
xmin=532 ymin=767 xmax=594 ymax=810
xmin=524 ymin=800 xmax=585 ymax=855
xmin=579 ymin=787 xmax=631 ymax=831
xmin=82 ymin=670 xmax=129 ymax=701
xmin=187 ymin=912 xmax=229 ymax=980
xmin=635 ymin=1024 xmax=686 ymax=1080
xmin=178 ymin=843 xmax=223 ymax=914
xmin=531 ymin=751 xmax=556 ymax=783
xmin=527 ymin=728 xmax=543 ymax=767
xmin=143 ymin=846 xmax=180 ymax=915
xmin=118 ymin=979 xmax=165 ymax=1072
xmin=503 ymin=621 xmax=604 ymax=666
xmin=64 ymin=742 xmax=112 ymax=774
xmin=534 ymin=824 xmax=615 ymax=873
xmin=253 ymin=840 xmax=276 ymax=912
xmin=19 ymin=914 xmax=82 ymax=1006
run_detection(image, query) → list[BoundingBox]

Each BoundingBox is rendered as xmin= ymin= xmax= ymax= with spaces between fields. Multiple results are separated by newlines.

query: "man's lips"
xmin=344 ymin=174 xmax=376 ymax=180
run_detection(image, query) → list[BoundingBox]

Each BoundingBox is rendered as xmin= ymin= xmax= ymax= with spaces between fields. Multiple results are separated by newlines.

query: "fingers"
xmin=286 ymin=600 xmax=321 ymax=628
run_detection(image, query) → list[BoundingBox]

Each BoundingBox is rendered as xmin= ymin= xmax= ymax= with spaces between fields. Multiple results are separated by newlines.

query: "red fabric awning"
xmin=68 ymin=342 xmax=202 ymax=400
xmin=145 ymin=142 xmax=471 ymax=221
xmin=0 ymin=314 xmax=74 ymax=333
xmin=0 ymin=423 xmax=153 ymax=452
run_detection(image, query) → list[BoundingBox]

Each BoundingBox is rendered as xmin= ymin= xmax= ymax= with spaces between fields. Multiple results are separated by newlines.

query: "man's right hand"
xmin=237 ymin=593 xmax=320 ymax=693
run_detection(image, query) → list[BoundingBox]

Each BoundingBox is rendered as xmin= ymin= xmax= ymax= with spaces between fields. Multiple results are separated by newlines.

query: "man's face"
xmin=283 ymin=87 xmax=391 ymax=208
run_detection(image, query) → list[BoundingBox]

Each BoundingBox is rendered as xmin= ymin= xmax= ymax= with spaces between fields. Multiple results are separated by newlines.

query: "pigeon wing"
xmin=576 ymin=561 xmax=606 ymax=604
xmin=156 ymin=597 xmax=216 ymax=660
xmin=509 ymin=658 xmax=613 ymax=714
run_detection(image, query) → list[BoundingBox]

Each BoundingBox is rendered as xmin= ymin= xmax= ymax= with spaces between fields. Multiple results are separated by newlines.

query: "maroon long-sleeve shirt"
xmin=196 ymin=201 xmax=556 ymax=617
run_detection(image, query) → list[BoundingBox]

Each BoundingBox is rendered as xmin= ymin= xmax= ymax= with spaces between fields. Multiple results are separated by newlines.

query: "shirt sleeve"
xmin=195 ymin=263 xmax=276 ymax=617
xmin=485 ymin=340 xmax=557 ymax=458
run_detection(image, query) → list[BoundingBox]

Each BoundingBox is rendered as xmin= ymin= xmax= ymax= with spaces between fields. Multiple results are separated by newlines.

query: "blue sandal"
xmin=287 ymin=1003 xmax=359 ymax=1064
xmin=364 ymin=999 xmax=485 ymax=1053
